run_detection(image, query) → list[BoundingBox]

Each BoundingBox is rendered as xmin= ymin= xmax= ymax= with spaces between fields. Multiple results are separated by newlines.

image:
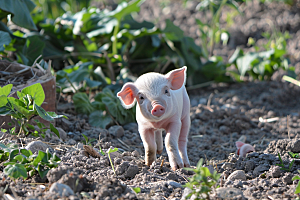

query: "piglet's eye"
xmin=165 ymin=89 xmax=168 ymax=94
xmin=140 ymin=96 xmax=144 ymax=100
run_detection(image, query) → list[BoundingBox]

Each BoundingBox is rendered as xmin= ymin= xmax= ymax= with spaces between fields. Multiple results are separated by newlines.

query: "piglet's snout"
xmin=151 ymin=104 xmax=165 ymax=117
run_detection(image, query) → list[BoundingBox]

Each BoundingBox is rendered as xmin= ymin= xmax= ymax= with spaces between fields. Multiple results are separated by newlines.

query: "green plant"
xmin=107 ymin=147 xmax=118 ymax=175
xmin=0 ymin=143 xmax=60 ymax=180
xmin=229 ymin=30 xmax=291 ymax=81
xmin=276 ymin=152 xmax=294 ymax=172
xmin=292 ymin=170 xmax=300 ymax=195
xmin=72 ymin=87 xmax=135 ymax=128
xmin=82 ymin=133 xmax=96 ymax=146
xmin=288 ymin=152 xmax=300 ymax=159
xmin=0 ymin=83 xmax=66 ymax=137
xmin=195 ymin=0 xmax=240 ymax=58
xmin=184 ymin=158 xmax=220 ymax=200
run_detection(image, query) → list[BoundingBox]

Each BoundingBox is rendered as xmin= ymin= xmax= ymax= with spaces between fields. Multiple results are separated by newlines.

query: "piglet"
xmin=236 ymin=141 xmax=255 ymax=157
xmin=117 ymin=67 xmax=190 ymax=170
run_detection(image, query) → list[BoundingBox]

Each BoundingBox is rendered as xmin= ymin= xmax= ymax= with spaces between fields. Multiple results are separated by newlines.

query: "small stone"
xmin=166 ymin=172 xmax=179 ymax=181
xmin=123 ymin=123 xmax=138 ymax=133
xmin=227 ymin=170 xmax=246 ymax=181
xmin=268 ymin=166 xmax=281 ymax=178
xmin=282 ymin=173 xmax=293 ymax=185
xmin=288 ymin=139 xmax=300 ymax=153
xmin=219 ymin=126 xmax=230 ymax=134
xmin=60 ymin=118 xmax=73 ymax=132
xmin=244 ymin=160 xmax=255 ymax=172
xmin=166 ymin=181 xmax=182 ymax=188
xmin=124 ymin=164 xmax=139 ymax=178
xmin=66 ymin=139 xmax=76 ymax=145
xmin=49 ymin=183 xmax=74 ymax=196
xmin=215 ymin=187 xmax=245 ymax=199
xmin=253 ymin=165 xmax=269 ymax=177
xmin=222 ymin=162 xmax=235 ymax=170
xmin=25 ymin=141 xmax=51 ymax=154
xmin=116 ymin=161 xmax=130 ymax=175
xmin=108 ymin=126 xmax=124 ymax=138
xmin=131 ymin=150 xmax=140 ymax=157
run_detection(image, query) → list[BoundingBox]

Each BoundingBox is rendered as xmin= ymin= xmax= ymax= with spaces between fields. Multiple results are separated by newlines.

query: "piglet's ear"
xmin=117 ymin=83 xmax=138 ymax=109
xmin=165 ymin=66 xmax=187 ymax=90
xmin=236 ymin=141 xmax=245 ymax=148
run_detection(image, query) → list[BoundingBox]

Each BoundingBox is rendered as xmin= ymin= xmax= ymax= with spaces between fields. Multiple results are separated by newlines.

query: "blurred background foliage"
xmin=0 ymin=0 xmax=296 ymax=127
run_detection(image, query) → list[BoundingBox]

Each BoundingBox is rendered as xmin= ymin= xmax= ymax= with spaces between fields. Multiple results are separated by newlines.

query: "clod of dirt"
xmin=47 ymin=166 xmax=74 ymax=183
xmin=108 ymin=125 xmax=125 ymax=138
xmin=215 ymin=187 xmax=246 ymax=200
xmin=48 ymin=182 xmax=74 ymax=197
xmin=58 ymin=171 xmax=89 ymax=193
xmin=253 ymin=164 xmax=270 ymax=177
xmin=25 ymin=141 xmax=52 ymax=154
xmin=227 ymin=170 xmax=246 ymax=181
xmin=267 ymin=166 xmax=281 ymax=178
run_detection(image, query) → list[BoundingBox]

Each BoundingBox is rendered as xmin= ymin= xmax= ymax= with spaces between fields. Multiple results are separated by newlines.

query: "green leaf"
xmin=50 ymin=123 xmax=60 ymax=138
xmin=0 ymin=83 xmax=12 ymax=98
xmin=107 ymin=147 xmax=118 ymax=153
xmin=46 ymin=112 xmax=68 ymax=119
xmin=33 ymin=150 xmax=47 ymax=167
xmin=21 ymin=83 xmax=45 ymax=106
xmin=9 ymin=149 xmax=19 ymax=161
xmin=89 ymin=110 xmax=112 ymax=128
xmin=163 ymin=19 xmax=184 ymax=41
xmin=4 ymin=164 xmax=28 ymax=179
xmin=73 ymin=93 xmax=94 ymax=115
xmin=236 ymin=52 xmax=258 ymax=77
xmin=132 ymin=187 xmax=141 ymax=193
xmin=109 ymin=0 xmax=145 ymax=22
xmin=82 ymin=134 xmax=89 ymax=144
xmin=14 ymin=155 xmax=24 ymax=162
xmin=22 ymin=35 xmax=45 ymax=65
xmin=20 ymin=149 xmax=31 ymax=157
xmin=0 ymin=0 xmax=37 ymax=30
xmin=34 ymin=103 xmax=54 ymax=121
xmin=0 ymin=95 xmax=8 ymax=107
xmin=37 ymin=164 xmax=49 ymax=179
xmin=293 ymin=176 xmax=300 ymax=194
xmin=0 ymin=31 xmax=11 ymax=51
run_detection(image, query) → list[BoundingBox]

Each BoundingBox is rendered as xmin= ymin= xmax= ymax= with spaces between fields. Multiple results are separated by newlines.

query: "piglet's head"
xmin=117 ymin=67 xmax=187 ymax=121
xmin=236 ymin=141 xmax=255 ymax=158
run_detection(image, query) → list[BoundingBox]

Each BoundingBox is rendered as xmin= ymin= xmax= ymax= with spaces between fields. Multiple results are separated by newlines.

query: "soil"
xmin=1 ymin=0 xmax=300 ymax=199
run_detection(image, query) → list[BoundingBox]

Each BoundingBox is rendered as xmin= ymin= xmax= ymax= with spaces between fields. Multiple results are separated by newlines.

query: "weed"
xmin=276 ymin=152 xmax=294 ymax=172
xmin=184 ymin=158 xmax=220 ymax=199
xmin=107 ymin=147 xmax=118 ymax=175
xmin=0 ymin=143 xmax=60 ymax=180
xmin=292 ymin=170 xmax=300 ymax=195
xmin=0 ymin=83 xmax=66 ymax=137
xmin=82 ymin=133 xmax=96 ymax=146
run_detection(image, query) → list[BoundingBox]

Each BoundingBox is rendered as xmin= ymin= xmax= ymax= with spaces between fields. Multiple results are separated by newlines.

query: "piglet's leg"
xmin=155 ymin=130 xmax=163 ymax=154
xmin=178 ymin=115 xmax=190 ymax=167
xmin=139 ymin=129 xmax=156 ymax=166
xmin=165 ymin=122 xmax=184 ymax=170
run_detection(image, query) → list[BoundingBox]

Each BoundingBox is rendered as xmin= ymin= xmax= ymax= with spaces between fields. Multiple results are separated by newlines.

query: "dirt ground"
xmin=1 ymin=0 xmax=300 ymax=199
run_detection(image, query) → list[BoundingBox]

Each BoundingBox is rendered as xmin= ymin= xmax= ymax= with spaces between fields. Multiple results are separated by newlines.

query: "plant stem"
xmin=282 ymin=75 xmax=300 ymax=86
xmin=108 ymin=152 xmax=116 ymax=175
xmin=112 ymin=20 xmax=120 ymax=55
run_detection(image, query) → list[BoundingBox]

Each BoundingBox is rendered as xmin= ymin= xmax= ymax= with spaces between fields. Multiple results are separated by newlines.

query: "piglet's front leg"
xmin=165 ymin=122 xmax=184 ymax=171
xmin=139 ymin=129 xmax=156 ymax=166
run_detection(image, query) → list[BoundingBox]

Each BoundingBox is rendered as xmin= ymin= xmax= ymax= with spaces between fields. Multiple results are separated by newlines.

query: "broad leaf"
xmin=73 ymin=93 xmax=94 ymax=115
xmin=4 ymin=164 xmax=28 ymax=179
xmin=109 ymin=0 xmax=145 ymax=21
xmin=34 ymin=103 xmax=54 ymax=121
xmin=0 ymin=0 xmax=37 ymax=30
xmin=21 ymin=83 xmax=45 ymax=106
xmin=89 ymin=110 xmax=112 ymax=128
xmin=22 ymin=35 xmax=45 ymax=65
xmin=50 ymin=123 xmax=60 ymax=138
xmin=37 ymin=164 xmax=49 ymax=179
xmin=0 ymin=31 xmax=11 ymax=51
xmin=20 ymin=149 xmax=31 ymax=157
xmin=33 ymin=150 xmax=47 ymax=167
xmin=0 ymin=84 xmax=13 ymax=97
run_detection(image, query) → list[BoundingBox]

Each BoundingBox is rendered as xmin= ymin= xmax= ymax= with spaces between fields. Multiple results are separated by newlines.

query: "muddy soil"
xmin=1 ymin=0 xmax=300 ymax=200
